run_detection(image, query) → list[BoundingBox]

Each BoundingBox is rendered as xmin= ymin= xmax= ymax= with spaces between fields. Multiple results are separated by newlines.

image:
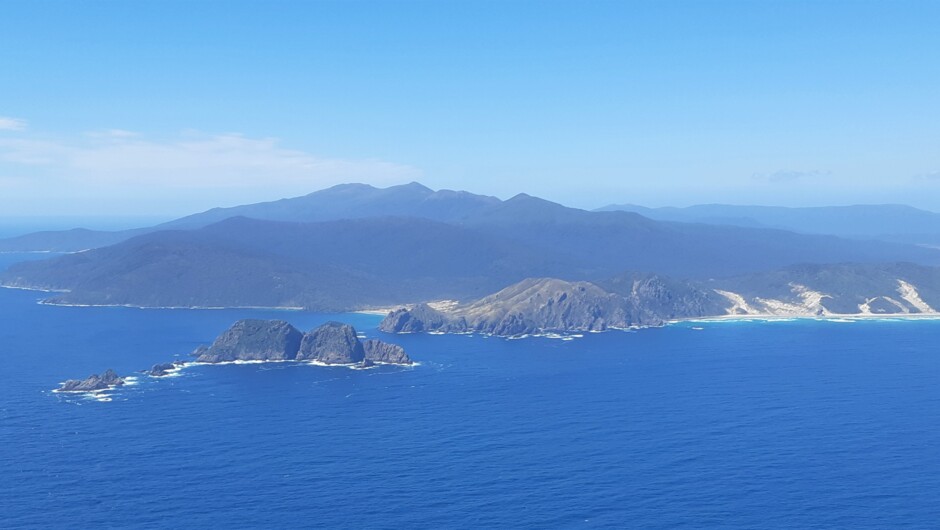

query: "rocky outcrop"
xmin=147 ymin=361 xmax=186 ymax=377
xmin=460 ymin=278 xmax=641 ymax=335
xmin=363 ymin=339 xmax=412 ymax=364
xmin=194 ymin=319 xmax=304 ymax=363
xmin=380 ymin=275 xmax=730 ymax=337
xmin=297 ymin=321 xmax=365 ymax=364
xmin=190 ymin=320 xmax=412 ymax=366
xmin=58 ymin=369 xmax=124 ymax=392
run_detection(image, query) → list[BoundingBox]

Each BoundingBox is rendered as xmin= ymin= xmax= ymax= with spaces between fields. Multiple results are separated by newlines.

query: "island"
xmin=56 ymin=369 xmax=125 ymax=393
xmin=192 ymin=319 xmax=412 ymax=367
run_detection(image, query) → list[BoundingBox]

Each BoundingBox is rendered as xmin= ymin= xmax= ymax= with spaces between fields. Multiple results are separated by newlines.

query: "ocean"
xmin=2 ymin=251 xmax=940 ymax=528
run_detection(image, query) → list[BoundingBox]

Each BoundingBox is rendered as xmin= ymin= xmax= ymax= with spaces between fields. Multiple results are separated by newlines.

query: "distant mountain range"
xmin=0 ymin=182 xmax=500 ymax=252
xmin=5 ymin=184 xmax=940 ymax=252
xmin=3 ymin=183 xmax=940 ymax=318
xmin=595 ymin=203 xmax=940 ymax=247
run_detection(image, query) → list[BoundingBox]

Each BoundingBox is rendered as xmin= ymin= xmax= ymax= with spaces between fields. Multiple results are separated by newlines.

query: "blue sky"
xmin=1 ymin=0 xmax=939 ymax=217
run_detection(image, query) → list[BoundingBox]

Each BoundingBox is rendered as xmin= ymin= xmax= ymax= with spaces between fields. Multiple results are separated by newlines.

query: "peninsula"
xmin=380 ymin=264 xmax=940 ymax=338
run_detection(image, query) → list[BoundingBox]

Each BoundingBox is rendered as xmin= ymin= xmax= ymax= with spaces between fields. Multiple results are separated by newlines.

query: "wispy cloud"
xmin=84 ymin=129 xmax=140 ymax=139
xmin=0 ymin=130 xmax=422 ymax=190
xmin=914 ymin=170 xmax=940 ymax=181
xmin=751 ymin=169 xmax=831 ymax=183
xmin=0 ymin=116 xmax=27 ymax=131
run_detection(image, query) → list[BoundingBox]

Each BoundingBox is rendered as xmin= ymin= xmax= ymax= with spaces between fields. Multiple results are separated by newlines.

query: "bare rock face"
xmin=467 ymin=278 xmax=637 ymax=335
xmin=363 ymin=339 xmax=412 ymax=364
xmin=195 ymin=319 xmax=303 ymax=363
xmin=379 ymin=278 xmax=643 ymax=337
xmin=297 ymin=321 xmax=365 ymax=364
xmin=58 ymin=369 xmax=125 ymax=392
xmin=607 ymin=274 xmax=726 ymax=321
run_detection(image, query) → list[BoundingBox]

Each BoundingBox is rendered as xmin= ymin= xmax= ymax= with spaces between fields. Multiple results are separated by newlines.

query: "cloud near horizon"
xmin=0 ymin=126 xmax=423 ymax=216
xmin=751 ymin=169 xmax=832 ymax=184
xmin=0 ymin=117 xmax=27 ymax=131
xmin=0 ymin=128 xmax=422 ymax=191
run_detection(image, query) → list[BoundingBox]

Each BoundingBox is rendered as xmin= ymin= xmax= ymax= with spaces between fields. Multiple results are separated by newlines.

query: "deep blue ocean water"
xmin=2 ymin=252 xmax=940 ymax=528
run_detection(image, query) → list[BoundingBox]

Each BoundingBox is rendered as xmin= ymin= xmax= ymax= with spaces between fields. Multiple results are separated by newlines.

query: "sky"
xmin=2 ymin=0 xmax=940 ymax=218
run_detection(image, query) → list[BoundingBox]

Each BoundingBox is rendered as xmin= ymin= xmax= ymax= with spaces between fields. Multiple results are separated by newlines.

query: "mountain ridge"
xmin=5 ymin=183 xmax=939 ymax=252
xmin=595 ymin=203 xmax=940 ymax=245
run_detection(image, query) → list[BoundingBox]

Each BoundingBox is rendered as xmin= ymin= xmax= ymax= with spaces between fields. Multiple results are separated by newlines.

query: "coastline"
xmin=0 ymin=284 xmax=69 ymax=293
xmin=1 ymin=285 xmax=390 ymax=313
xmin=35 ymin=300 xmax=307 ymax=311
xmin=0 ymin=287 xmax=307 ymax=311
xmin=353 ymin=308 xmax=396 ymax=316
xmin=0 ymin=250 xmax=68 ymax=254
xmin=672 ymin=312 xmax=940 ymax=324
xmin=7 ymin=282 xmax=940 ymax=332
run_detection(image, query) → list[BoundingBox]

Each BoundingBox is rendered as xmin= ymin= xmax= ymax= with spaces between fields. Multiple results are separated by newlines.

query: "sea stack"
xmin=194 ymin=319 xmax=304 ymax=363
xmin=297 ymin=321 xmax=366 ymax=364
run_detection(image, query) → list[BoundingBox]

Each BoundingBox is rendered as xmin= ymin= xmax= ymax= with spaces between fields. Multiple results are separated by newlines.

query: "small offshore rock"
xmin=58 ymin=369 xmax=125 ymax=392
xmin=148 ymin=362 xmax=177 ymax=377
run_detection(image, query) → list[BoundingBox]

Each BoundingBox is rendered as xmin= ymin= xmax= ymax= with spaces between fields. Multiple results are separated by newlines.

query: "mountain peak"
xmin=400 ymin=181 xmax=433 ymax=193
xmin=316 ymin=182 xmax=377 ymax=194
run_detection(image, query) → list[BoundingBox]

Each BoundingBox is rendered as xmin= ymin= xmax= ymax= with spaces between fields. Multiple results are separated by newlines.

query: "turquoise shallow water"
xmin=2 ymin=252 xmax=940 ymax=528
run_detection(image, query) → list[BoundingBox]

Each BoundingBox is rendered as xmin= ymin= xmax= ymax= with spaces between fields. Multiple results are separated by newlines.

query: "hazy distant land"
xmin=2 ymin=183 xmax=939 ymax=337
